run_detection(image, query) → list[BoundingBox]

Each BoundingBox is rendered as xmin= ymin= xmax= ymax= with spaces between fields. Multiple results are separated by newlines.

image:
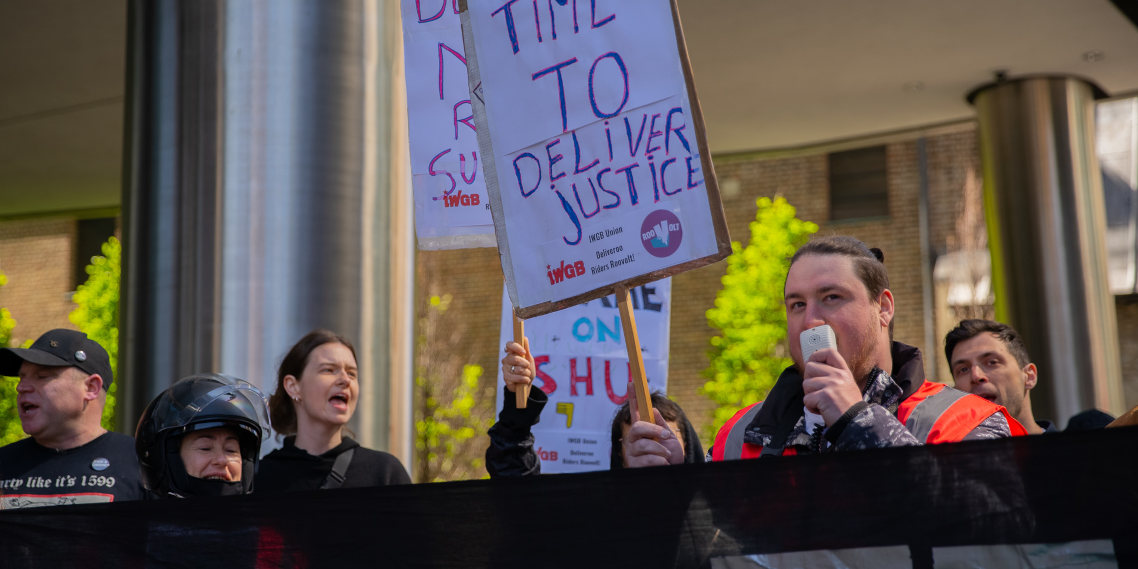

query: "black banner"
xmin=2 ymin=427 xmax=1136 ymax=568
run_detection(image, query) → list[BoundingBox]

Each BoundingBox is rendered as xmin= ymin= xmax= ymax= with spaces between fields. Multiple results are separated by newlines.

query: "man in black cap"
xmin=0 ymin=329 xmax=144 ymax=508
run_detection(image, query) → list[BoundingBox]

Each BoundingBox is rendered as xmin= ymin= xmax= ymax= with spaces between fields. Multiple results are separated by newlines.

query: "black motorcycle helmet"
xmin=136 ymin=373 xmax=269 ymax=498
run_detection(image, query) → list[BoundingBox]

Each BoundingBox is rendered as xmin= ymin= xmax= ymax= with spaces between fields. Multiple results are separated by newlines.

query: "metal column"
xmin=970 ymin=75 xmax=1124 ymax=426
xmin=120 ymin=0 xmax=412 ymax=460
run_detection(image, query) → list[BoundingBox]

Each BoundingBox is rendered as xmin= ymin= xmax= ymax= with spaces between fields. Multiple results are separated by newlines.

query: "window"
xmin=828 ymin=146 xmax=888 ymax=220
xmin=73 ymin=218 xmax=117 ymax=289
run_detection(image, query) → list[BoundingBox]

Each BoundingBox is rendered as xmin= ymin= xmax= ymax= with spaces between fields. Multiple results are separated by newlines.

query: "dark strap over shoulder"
xmin=321 ymin=448 xmax=355 ymax=489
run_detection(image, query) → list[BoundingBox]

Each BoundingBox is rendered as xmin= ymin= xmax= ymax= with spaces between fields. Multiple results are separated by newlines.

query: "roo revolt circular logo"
xmin=640 ymin=210 xmax=682 ymax=258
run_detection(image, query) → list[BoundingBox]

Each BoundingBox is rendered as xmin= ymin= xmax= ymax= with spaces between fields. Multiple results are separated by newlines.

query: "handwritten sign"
xmin=463 ymin=0 xmax=729 ymax=316
xmin=497 ymin=280 xmax=671 ymax=473
xmin=401 ymin=0 xmax=496 ymax=249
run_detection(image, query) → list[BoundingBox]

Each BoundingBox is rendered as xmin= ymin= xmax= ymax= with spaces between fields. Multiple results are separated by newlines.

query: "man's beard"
xmin=847 ymin=316 xmax=884 ymax=390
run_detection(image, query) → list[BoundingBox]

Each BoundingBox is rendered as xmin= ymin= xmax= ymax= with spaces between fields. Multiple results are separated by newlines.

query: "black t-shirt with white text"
xmin=0 ymin=431 xmax=145 ymax=509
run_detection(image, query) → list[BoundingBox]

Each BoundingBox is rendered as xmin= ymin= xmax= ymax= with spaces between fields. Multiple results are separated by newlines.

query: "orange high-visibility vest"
xmin=711 ymin=382 xmax=1024 ymax=461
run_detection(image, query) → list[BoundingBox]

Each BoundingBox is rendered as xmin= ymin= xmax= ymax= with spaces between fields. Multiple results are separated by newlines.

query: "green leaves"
xmin=412 ymin=290 xmax=494 ymax=482
xmin=415 ymin=364 xmax=489 ymax=481
xmin=69 ymin=236 xmax=121 ymax=432
xmin=0 ymin=272 xmax=13 ymax=348
xmin=0 ymin=270 xmax=23 ymax=446
xmin=701 ymin=197 xmax=817 ymax=440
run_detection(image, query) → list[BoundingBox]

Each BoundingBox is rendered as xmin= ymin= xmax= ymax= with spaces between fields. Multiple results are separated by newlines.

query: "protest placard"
xmin=401 ymin=0 xmax=496 ymax=249
xmin=462 ymin=0 xmax=730 ymax=317
xmin=497 ymin=280 xmax=671 ymax=473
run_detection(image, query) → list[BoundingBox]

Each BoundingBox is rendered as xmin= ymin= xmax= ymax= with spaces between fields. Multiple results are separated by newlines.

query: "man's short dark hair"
xmin=944 ymin=319 xmax=1032 ymax=369
xmin=789 ymin=235 xmax=889 ymax=300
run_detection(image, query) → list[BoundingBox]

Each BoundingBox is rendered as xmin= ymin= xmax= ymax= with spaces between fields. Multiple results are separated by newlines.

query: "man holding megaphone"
xmin=623 ymin=235 xmax=1023 ymax=467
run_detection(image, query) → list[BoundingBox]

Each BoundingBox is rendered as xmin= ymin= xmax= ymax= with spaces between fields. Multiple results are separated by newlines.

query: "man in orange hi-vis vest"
xmin=622 ymin=236 xmax=1024 ymax=467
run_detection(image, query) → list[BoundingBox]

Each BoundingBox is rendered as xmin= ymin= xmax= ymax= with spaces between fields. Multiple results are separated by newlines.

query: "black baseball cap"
xmin=0 ymin=329 xmax=113 ymax=389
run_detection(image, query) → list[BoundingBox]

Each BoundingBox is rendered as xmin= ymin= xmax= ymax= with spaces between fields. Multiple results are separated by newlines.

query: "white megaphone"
xmin=800 ymin=324 xmax=837 ymax=436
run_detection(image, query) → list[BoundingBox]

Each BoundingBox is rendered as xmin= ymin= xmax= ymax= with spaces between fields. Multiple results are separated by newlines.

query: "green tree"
xmin=0 ymin=271 xmax=24 ymax=446
xmin=702 ymin=197 xmax=817 ymax=440
xmin=69 ymin=236 xmax=121 ymax=431
xmin=413 ymin=294 xmax=494 ymax=482
xmin=415 ymin=362 xmax=489 ymax=482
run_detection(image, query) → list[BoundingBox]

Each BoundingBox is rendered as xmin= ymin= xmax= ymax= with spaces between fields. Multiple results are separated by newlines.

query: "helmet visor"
xmin=150 ymin=375 xmax=270 ymax=436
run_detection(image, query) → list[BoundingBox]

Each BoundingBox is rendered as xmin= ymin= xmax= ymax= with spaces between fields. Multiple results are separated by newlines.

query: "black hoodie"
xmin=255 ymin=436 xmax=410 ymax=493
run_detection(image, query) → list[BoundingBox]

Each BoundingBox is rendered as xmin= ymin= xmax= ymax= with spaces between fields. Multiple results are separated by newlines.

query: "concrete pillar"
xmin=970 ymin=75 xmax=1124 ymax=426
xmin=120 ymin=0 xmax=412 ymax=462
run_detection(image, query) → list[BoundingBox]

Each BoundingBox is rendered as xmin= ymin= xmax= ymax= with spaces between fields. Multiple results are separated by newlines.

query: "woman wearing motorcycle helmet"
xmin=135 ymin=373 xmax=269 ymax=498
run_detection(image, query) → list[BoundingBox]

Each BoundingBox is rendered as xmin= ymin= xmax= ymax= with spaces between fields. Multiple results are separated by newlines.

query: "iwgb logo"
xmin=640 ymin=210 xmax=682 ymax=258
xmin=547 ymin=260 xmax=587 ymax=285
xmin=441 ymin=190 xmax=480 ymax=208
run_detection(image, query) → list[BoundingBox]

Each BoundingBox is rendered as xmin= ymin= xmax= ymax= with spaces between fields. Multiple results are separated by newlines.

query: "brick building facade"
xmin=0 ymin=218 xmax=80 ymax=344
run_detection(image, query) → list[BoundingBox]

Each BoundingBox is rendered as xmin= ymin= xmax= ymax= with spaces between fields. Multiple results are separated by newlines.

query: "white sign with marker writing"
xmin=464 ymin=0 xmax=729 ymax=316
xmin=401 ymin=0 xmax=496 ymax=249
xmin=496 ymin=279 xmax=671 ymax=473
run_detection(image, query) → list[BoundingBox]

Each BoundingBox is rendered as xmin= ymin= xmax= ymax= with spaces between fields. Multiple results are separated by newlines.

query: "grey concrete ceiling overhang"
xmin=683 ymin=0 xmax=1138 ymax=154
xmin=0 ymin=0 xmax=126 ymax=218
xmin=1 ymin=0 xmax=1136 ymax=218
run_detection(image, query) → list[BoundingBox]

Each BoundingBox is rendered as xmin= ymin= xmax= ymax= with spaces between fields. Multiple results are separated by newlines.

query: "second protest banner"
xmin=497 ymin=279 xmax=671 ymax=473
xmin=402 ymin=0 xmax=496 ymax=249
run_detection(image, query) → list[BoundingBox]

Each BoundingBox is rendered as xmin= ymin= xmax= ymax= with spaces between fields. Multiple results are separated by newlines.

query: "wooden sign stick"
xmin=514 ymin=314 xmax=530 ymax=408
xmin=616 ymin=285 xmax=654 ymax=422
